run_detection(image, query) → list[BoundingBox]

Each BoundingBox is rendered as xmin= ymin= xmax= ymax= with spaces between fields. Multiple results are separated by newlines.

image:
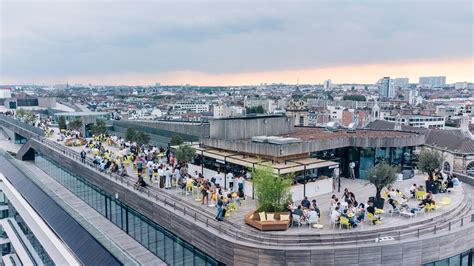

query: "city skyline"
xmin=1 ymin=1 xmax=473 ymax=86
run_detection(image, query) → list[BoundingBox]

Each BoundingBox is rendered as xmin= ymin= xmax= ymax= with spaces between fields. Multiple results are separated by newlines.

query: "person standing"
xmin=165 ymin=167 xmax=172 ymax=189
xmin=349 ymin=161 xmax=356 ymax=179
xmin=216 ymin=196 xmax=224 ymax=221
xmin=80 ymin=150 xmax=86 ymax=163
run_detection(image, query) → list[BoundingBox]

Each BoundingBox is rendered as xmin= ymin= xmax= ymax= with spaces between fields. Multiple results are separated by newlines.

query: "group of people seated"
xmin=287 ymin=196 xmax=320 ymax=225
xmin=329 ymin=189 xmax=365 ymax=228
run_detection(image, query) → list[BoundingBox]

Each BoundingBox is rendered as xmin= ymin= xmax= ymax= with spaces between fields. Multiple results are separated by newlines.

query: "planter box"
xmin=244 ymin=211 xmax=291 ymax=231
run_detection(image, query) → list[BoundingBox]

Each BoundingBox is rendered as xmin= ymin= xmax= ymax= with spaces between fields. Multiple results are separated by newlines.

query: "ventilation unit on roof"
xmin=347 ymin=122 xmax=357 ymax=133
xmin=325 ymin=121 xmax=339 ymax=132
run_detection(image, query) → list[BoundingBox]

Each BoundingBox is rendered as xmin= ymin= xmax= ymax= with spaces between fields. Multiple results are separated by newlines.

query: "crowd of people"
xmin=77 ymin=134 xmax=248 ymax=222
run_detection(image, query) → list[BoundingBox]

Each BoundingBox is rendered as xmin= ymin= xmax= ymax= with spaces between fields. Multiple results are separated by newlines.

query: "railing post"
xmin=194 ymin=212 xmax=197 ymax=221
xmin=417 ymin=229 xmax=420 ymax=237
xmin=461 ymin=218 xmax=464 ymax=226
xmin=449 ymin=221 xmax=451 ymax=230
xmin=434 ymin=225 xmax=437 ymax=234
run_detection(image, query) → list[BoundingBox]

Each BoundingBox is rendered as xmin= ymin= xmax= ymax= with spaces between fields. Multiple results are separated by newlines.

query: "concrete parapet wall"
xmin=113 ymin=120 xmax=209 ymax=138
xmin=209 ymin=116 xmax=294 ymax=140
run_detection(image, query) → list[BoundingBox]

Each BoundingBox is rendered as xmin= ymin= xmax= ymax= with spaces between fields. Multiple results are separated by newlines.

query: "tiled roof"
xmin=366 ymin=120 xmax=474 ymax=154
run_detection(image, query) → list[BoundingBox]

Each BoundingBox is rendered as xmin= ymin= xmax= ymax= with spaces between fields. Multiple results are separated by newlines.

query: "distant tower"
xmin=460 ymin=114 xmax=470 ymax=132
xmin=371 ymin=100 xmax=380 ymax=121
xmin=394 ymin=113 xmax=402 ymax=131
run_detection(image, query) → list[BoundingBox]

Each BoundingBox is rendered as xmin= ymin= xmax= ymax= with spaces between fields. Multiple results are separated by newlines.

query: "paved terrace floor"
xmin=44 ymin=132 xmax=466 ymax=235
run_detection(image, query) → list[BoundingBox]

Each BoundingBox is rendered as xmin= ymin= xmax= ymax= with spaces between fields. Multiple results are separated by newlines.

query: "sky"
xmin=1 ymin=1 xmax=473 ymax=86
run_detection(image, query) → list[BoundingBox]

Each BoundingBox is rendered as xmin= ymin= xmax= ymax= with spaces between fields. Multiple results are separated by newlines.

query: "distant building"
xmin=323 ymin=79 xmax=332 ymax=89
xmin=455 ymin=82 xmax=469 ymax=90
xmin=391 ymin=78 xmax=409 ymax=88
xmin=379 ymin=77 xmax=394 ymax=98
xmin=173 ymin=101 xmax=209 ymax=113
xmin=286 ymin=99 xmax=309 ymax=126
xmin=0 ymin=88 xmax=12 ymax=99
xmin=213 ymin=105 xmax=245 ymax=118
xmin=419 ymin=76 xmax=446 ymax=88
xmin=383 ymin=114 xmax=445 ymax=129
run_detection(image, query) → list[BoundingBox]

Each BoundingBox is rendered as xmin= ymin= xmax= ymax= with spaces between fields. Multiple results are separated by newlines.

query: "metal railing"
xmin=2 ymin=115 xmax=473 ymax=247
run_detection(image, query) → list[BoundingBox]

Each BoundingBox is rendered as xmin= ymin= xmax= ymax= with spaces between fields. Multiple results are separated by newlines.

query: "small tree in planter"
xmin=252 ymin=164 xmax=292 ymax=213
xmin=366 ymin=162 xmax=398 ymax=209
xmin=418 ymin=149 xmax=443 ymax=181
xmin=68 ymin=119 xmax=83 ymax=132
xmin=174 ymin=144 xmax=196 ymax=165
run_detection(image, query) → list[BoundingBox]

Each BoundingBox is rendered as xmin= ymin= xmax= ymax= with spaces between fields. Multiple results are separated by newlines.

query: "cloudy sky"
xmin=1 ymin=1 xmax=473 ymax=85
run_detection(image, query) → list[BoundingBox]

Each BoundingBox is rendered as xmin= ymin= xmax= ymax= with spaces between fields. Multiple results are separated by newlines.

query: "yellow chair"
xmin=375 ymin=208 xmax=384 ymax=215
xmin=340 ymin=216 xmax=352 ymax=229
xmin=415 ymin=191 xmax=426 ymax=200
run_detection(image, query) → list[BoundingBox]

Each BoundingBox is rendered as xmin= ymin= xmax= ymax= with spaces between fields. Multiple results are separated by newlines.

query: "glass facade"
xmin=423 ymin=249 xmax=473 ymax=266
xmin=36 ymin=155 xmax=221 ymax=266
xmin=312 ymin=146 xmax=415 ymax=179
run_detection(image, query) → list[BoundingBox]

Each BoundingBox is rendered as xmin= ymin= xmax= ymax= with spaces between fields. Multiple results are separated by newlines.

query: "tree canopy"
xmin=366 ymin=162 xmax=398 ymax=199
xmin=174 ymin=144 xmax=196 ymax=164
xmin=343 ymin=95 xmax=367 ymax=101
xmin=68 ymin=119 xmax=83 ymax=131
xmin=125 ymin=128 xmax=150 ymax=145
xmin=252 ymin=164 xmax=292 ymax=212
xmin=91 ymin=119 xmax=108 ymax=135
xmin=246 ymin=105 xmax=265 ymax=114
xmin=58 ymin=116 xmax=67 ymax=130
xmin=418 ymin=149 xmax=443 ymax=180
xmin=170 ymin=135 xmax=184 ymax=146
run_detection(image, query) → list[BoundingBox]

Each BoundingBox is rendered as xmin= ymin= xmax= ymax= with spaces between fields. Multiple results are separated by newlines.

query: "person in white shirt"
xmin=226 ymin=172 xmax=234 ymax=191
xmin=331 ymin=206 xmax=341 ymax=223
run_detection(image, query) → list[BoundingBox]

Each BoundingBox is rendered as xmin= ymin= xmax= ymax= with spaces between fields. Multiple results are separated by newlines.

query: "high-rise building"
xmin=379 ymin=77 xmax=391 ymax=98
xmin=323 ymin=79 xmax=332 ymax=89
xmin=418 ymin=76 xmax=446 ymax=88
xmin=391 ymin=78 xmax=409 ymax=88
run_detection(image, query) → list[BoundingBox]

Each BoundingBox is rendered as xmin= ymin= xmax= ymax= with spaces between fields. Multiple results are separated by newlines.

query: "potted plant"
xmin=366 ymin=162 xmax=398 ymax=209
xmin=245 ymin=164 xmax=293 ymax=231
xmin=417 ymin=149 xmax=443 ymax=193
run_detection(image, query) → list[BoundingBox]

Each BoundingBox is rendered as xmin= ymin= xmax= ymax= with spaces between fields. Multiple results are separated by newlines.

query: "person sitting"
xmin=307 ymin=207 xmax=319 ymax=224
xmin=367 ymin=201 xmax=382 ymax=224
xmin=452 ymin=176 xmax=461 ymax=186
xmin=341 ymin=209 xmax=357 ymax=228
xmin=410 ymin=183 xmax=417 ymax=198
xmin=293 ymin=205 xmax=304 ymax=217
xmin=387 ymin=195 xmax=400 ymax=214
xmin=311 ymin=199 xmax=321 ymax=217
xmin=301 ymin=196 xmax=311 ymax=209
xmin=119 ymin=165 xmax=127 ymax=177
xmin=356 ymin=203 xmax=365 ymax=222
xmin=330 ymin=206 xmax=341 ymax=225
xmin=134 ymin=174 xmax=147 ymax=189
xmin=287 ymin=201 xmax=297 ymax=212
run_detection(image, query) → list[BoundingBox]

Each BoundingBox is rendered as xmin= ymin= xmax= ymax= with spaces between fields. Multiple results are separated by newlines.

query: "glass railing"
xmin=35 ymin=155 xmax=221 ymax=266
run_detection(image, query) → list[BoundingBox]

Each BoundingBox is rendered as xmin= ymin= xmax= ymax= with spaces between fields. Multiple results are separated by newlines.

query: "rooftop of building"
xmin=367 ymin=120 xmax=474 ymax=154
xmin=54 ymin=111 xmax=109 ymax=116
xmin=287 ymin=126 xmax=419 ymax=141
